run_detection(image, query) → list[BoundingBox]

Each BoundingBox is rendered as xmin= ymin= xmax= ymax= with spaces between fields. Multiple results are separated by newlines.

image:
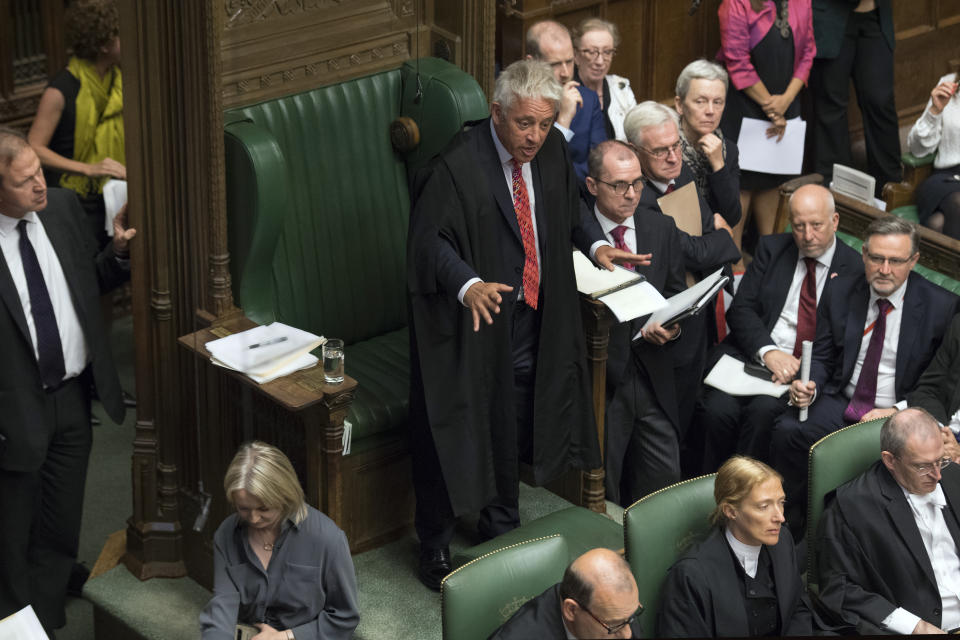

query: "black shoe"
xmin=418 ymin=546 xmax=451 ymax=591
xmin=122 ymin=390 xmax=137 ymax=408
xmin=67 ymin=562 xmax=90 ymax=597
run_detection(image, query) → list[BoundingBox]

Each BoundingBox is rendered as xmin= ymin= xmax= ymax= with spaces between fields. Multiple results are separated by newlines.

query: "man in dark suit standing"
xmin=623 ymin=100 xmax=741 ymax=449
xmin=0 ymin=127 xmax=132 ymax=631
xmin=909 ymin=314 xmax=960 ymax=460
xmin=696 ymin=184 xmax=862 ymax=471
xmin=407 ymin=60 xmax=645 ymax=590
xmin=818 ymin=408 xmax=960 ymax=634
xmin=775 ymin=216 xmax=958 ymax=535
xmin=526 ymin=20 xmax=607 ymax=181
xmin=584 ymin=140 xmax=687 ymax=505
xmin=491 ymin=548 xmax=643 ymax=639
xmin=810 ymin=0 xmax=900 ymax=191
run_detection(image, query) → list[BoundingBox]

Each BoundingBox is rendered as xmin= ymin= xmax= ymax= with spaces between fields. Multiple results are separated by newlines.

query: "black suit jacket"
xmin=818 ymin=461 xmax=960 ymax=633
xmin=603 ymin=207 xmax=687 ymax=428
xmin=408 ymin=120 xmax=602 ymax=515
xmin=489 ymin=583 xmax=642 ymax=639
xmin=908 ymin=313 xmax=960 ymax=424
xmin=0 ymin=188 xmax=126 ymax=471
xmin=725 ymin=233 xmax=862 ymax=361
xmin=813 ymin=0 xmax=894 ymax=59
xmin=657 ymin=527 xmax=812 ymax=637
xmin=637 ymin=164 xmax=741 ymax=277
xmin=810 ymin=271 xmax=959 ymax=400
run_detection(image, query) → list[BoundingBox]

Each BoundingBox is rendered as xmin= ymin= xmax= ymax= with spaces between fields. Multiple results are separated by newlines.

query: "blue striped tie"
xmin=17 ymin=219 xmax=66 ymax=389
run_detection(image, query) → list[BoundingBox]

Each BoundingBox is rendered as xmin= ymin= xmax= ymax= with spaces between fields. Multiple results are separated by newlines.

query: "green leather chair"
xmin=834 ymin=230 xmax=960 ymax=296
xmin=452 ymin=506 xmax=623 ymax=569
xmin=441 ymin=535 xmax=569 ymax=640
xmin=805 ymin=417 xmax=885 ymax=589
xmin=623 ymin=474 xmax=717 ymax=638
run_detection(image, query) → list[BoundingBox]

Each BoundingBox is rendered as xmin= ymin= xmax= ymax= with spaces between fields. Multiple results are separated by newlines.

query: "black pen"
xmin=248 ymin=336 xmax=288 ymax=349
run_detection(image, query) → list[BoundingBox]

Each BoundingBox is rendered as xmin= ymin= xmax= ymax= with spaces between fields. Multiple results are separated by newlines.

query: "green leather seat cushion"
xmin=344 ymin=328 xmax=408 ymax=442
xmin=452 ymin=507 xmax=623 ymax=569
xmin=835 ymin=229 xmax=960 ymax=295
xmin=890 ymin=204 xmax=920 ymax=223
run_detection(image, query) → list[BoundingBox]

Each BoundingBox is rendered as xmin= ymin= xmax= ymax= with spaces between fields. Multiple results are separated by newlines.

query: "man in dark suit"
xmin=696 ymin=185 xmax=862 ymax=471
xmin=810 ymin=0 xmax=900 ymax=191
xmin=584 ymin=140 xmax=688 ymax=505
xmin=623 ymin=100 xmax=741 ymax=450
xmin=526 ymin=20 xmax=607 ymax=181
xmin=775 ymin=216 xmax=959 ymax=535
xmin=909 ymin=314 xmax=960 ymax=460
xmin=491 ymin=548 xmax=643 ymax=639
xmin=818 ymin=408 xmax=960 ymax=634
xmin=0 ymin=127 xmax=132 ymax=631
xmin=407 ymin=60 xmax=645 ymax=590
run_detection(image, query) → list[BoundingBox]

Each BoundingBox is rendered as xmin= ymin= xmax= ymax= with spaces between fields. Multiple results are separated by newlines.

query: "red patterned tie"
xmin=843 ymin=298 xmax=893 ymax=423
xmin=609 ymin=225 xmax=635 ymax=272
xmin=511 ymin=159 xmax=539 ymax=309
xmin=793 ymin=258 xmax=818 ymax=358
xmin=665 ymin=183 xmax=676 ymax=194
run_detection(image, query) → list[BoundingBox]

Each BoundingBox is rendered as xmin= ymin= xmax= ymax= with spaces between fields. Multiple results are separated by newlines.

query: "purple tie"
xmin=844 ymin=298 xmax=893 ymax=423
xmin=17 ymin=219 xmax=66 ymax=389
xmin=609 ymin=225 xmax=635 ymax=271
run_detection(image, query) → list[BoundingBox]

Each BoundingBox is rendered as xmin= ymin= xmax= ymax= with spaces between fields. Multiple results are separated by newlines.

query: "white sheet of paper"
xmin=572 ymin=250 xmax=639 ymax=296
xmin=102 ymin=179 xmax=128 ymax=238
xmin=642 ymin=268 xmax=724 ymax=331
xmin=704 ymin=354 xmax=789 ymax=398
xmin=601 ymin=280 xmax=668 ymax=322
xmin=737 ymin=117 xmax=806 ymax=175
xmin=205 ymin=322 xmax=324 ymax=377
xmin=0 ymin=605 xmax=49 ymax=640
xmin=212 ymin=351 xmax=318 ymax=384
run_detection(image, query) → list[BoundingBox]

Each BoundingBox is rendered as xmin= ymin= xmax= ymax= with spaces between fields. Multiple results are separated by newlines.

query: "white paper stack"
xmin=704 ymin=354 xmax=789 ymax=398
xmin=572 ymin=251 xmax=668 ymax=322
xmin=102 ymin=179 xmax=128 ymax=237
xmin=205 ymin=322 xmax=324 ymax=384
xmin=0 ymin=605 xmax=49 ymax=640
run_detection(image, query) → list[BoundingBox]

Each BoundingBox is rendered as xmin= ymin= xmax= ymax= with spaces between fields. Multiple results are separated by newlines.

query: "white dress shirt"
xmin=458 ymin=120 xmax=607 ymax=303
xmin=725 ymin=527 xmax=761 ymax=578
xmin=595 ymin=206 xmax=636 ymax=253
xmin=882 ymin=485 xmax=960 ymax=634
xmin=843 ymin=279 xmax=907 ymax=408
xmin=0 ymin=211 xmax=88 ymax=384
xmin=907 ymin=73 xmax=960 ymax=170
xmin=647 ymin=177 xmax=674 ymax=195
xmin=759 ymin=239 xmax=838 ymax=360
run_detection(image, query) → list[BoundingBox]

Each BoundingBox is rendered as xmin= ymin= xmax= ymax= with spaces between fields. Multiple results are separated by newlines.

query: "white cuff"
xmin=894 ymin=399 xmax=908 ymax=411
xmin=757 ymin=345 xmax=779 ymax=361
xmin=589 ymin=240 xmax=611 ymax=261
xmin=458 ymin=277 xmax=483 ymax=305
xmin=553 ymin=121 xmax=574 ymax=142
xmin=881 ymin=607 xmax=922 ymax=635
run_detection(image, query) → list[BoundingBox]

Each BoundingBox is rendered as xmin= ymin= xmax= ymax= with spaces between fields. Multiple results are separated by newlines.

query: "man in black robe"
xmin=407 ymin=59 xmax=645 ymax=590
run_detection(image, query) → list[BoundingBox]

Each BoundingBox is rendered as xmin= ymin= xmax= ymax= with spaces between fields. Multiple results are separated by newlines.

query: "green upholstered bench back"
xmin=835 ymin=229 xmax=960 ymax=296
xmin=623 ymin=474 xmax=716 ymax=638
xmin=806 ymin=417 xmax=884 ymax=589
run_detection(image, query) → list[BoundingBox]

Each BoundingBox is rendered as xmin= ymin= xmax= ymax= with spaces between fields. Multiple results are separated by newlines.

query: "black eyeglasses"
xmin=594 ymin=178 xmax=644 ymax=196
xmin=578 ymin=47 xmax=617 ymax=61
xmin=575 ymin=600 xmax=644 ymax=635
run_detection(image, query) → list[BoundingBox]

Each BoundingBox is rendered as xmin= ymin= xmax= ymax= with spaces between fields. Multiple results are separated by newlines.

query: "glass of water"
xmin=323 ymin=338 xmax=345 ymax=384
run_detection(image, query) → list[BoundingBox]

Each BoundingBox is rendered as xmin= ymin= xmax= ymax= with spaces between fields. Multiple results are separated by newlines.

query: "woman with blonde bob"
xmin=657 ymin=456 xmax=812 ymax=637
xmin=200 ymin=442 xmax=359 ymax=640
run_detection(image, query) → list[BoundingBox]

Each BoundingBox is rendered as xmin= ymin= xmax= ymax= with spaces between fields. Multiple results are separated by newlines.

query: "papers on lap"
xmin=572 ymin=251 xmax=668 ymax=322
xmin=704 ymin=354 xmax=789 ymax=398
xmin=737 ymin=117 xmax=806 ymax=175
xmin=205 ymin=322 xmax=324 ymax=384
xmin=0 ymin=605 xmax=49 ymax=639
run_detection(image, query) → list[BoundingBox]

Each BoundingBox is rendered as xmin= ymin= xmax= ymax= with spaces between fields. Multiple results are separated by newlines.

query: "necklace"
xmin=251 ymin=528 xmax=277 ymax=551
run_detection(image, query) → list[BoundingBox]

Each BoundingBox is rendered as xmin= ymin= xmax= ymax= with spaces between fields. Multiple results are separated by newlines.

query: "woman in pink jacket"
xmin=717 ymin=0 xmax=816 ymax=261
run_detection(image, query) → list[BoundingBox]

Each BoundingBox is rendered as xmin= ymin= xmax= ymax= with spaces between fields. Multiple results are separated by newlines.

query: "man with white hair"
xmin=819 ymin=408 xmax=960 ymax=634
xmin=407 ymin=59 xmax=645 ymax=591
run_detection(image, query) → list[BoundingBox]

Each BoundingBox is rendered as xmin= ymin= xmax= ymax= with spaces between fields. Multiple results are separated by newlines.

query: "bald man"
xmin=490 ymin=548 xmax=643 ymax=639
xmin=526 ymin=20 xmax=606 ymax=180
xmin=818 ymin=408 xmax=960 ymax=634
xmin=695 ymin=184 xmax=862 ymax=471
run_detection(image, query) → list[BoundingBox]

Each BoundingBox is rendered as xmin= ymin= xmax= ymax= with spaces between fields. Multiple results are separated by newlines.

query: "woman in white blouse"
xmin=907 ymin=72 xmax=960 ymax=238
xmin=572 ymin=17 xmax=637 ymax=142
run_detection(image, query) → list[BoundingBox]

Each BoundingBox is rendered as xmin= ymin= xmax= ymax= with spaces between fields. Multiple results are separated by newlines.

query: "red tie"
xmin=793 ymin=258 xmax=818 ymax=357
xmin=609 ymin=225 xmax=635 ymax=272
xmin=511 ymin=159 xmax=539 ymax=309
xmin=843 ymin=298 xmax=893 ymax=423
xmin=665 ymin=183 xmax=675 ymax=194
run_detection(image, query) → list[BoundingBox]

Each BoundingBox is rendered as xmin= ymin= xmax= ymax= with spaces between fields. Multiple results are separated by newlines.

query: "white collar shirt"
xmin=844 ymin=278 xmax=908 ymax=407
xmin=0 ymin=211 xmax=88 ymax=383
xmin=594 ymin=206 xmax=636 ymax=254
xmin=725 ymin=527 xmax=761 ymax=579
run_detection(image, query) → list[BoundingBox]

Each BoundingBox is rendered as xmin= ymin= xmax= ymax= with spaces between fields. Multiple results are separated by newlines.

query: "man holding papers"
xmin=773 ymin=216 xmax=958 ymax=536
xmin=695 ymin=185 xmax=861 ymax=472
xmin=585 ymin=140 xmax=687 ymax=504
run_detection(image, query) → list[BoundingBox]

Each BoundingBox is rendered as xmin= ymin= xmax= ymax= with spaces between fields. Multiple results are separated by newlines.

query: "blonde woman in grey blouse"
xmin=907 ymin=72 xmax=960 ymax=238
xmin=199 ymin=442 xmax=359 ymax=640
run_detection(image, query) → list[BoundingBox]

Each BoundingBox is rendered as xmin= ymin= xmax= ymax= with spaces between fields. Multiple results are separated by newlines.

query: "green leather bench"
xmin=623 ymin=474 xmax=717 ymax=638
xmin=223 ymin=58 xmax=488 ymax=550
xmin=442 ymin=535 xmax=569 ymax=640
xmin=834 ymin=229 xmax=960 ymax=296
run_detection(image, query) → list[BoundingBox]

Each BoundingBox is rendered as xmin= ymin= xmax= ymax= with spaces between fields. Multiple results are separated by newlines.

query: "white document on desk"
xmin=205 ymin=322 xmax=324 ymax=382
xmin=704 ymin=354 xmax=789 ymax=398
xmin=0 ymin=605 xmax=49 ymax=640
xmin=737 ymin=117 xmax=806 ymax=175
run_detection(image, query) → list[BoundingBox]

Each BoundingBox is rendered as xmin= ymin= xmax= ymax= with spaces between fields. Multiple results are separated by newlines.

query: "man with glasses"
xmin=526 ymin=20 xmax=606 ymax=181
xmin=585 ymin=140 xmax=687 ymax=504
xmin=772 ymin=216 xmax=959 ymax=537
xmin=818 ymin=408 xmax=960 ymax=634
xmin=491 ymin=548 xmax=643 ymax=639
